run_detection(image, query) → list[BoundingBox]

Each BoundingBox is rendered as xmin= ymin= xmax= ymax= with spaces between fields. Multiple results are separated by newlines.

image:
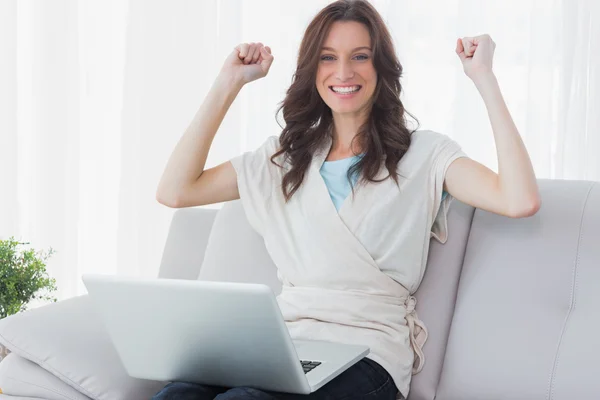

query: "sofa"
xmin=0 ymin=178 xmax=598 ymax=400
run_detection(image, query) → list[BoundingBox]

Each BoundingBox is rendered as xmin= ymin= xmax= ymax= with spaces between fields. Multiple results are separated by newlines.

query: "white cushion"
xmin=0 ymin=353 xmax=89 ymax=400
xmin=199 ymin=200 xmax=282 ymax=294
xmin=0 ymin=295 xmax=166 ymax=400
xmin=436 ymin=181 xmax=600 ymax=400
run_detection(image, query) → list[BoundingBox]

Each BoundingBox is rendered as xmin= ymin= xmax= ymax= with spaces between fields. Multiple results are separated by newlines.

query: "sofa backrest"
xmin=197 ymin=199 xmax=283 ymax=294
xmin=157 ymin=179 xmax=600 ymax=400
xmin=435 ymin=179 xmax=600 ymax=400
xmin=158 ymin=206 xmax=217 ymax=280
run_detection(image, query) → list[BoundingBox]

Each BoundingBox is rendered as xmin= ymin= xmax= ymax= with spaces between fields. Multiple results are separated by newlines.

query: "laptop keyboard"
xmin=300 ymin=360 xmax=322 ymax=374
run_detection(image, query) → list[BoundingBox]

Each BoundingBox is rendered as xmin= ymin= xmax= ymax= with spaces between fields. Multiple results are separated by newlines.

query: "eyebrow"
xmin=320 ymin=46 xmax=372 ymax=52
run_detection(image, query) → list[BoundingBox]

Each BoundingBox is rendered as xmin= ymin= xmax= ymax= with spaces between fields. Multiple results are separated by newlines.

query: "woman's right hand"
xmin=220 ymin=42 xmax=274 ymax=87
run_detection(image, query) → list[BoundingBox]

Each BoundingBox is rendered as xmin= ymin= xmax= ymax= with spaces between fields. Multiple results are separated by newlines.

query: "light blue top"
xmin=320 ymin=154 xmax=448 ymax=211
xmin=319 ymin=155 xmax=363 ymax=211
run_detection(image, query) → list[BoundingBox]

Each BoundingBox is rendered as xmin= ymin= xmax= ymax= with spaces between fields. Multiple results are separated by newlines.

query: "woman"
xmin=154 ymin=1 xmax=540 ymax=399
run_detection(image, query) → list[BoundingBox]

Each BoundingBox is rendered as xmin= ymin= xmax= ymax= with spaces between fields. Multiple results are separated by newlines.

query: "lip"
xmin=329 ymin=85 xmax=362 ymax=98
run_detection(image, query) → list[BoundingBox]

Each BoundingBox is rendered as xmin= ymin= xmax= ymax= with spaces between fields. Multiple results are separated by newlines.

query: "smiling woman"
xmin=232 ymin=1 xmax=429 ymax=398
xmin=155 ymin=1 xmax=472 ymax=400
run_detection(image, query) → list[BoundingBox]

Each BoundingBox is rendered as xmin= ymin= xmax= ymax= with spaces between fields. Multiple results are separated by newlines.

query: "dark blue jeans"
xmin=151 ymin=357 xmax=402 ymax=400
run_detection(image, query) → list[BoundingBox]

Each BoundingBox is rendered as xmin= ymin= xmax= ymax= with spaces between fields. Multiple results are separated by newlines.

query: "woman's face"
xmin=316 ymin=21 xmax=377 ymax=116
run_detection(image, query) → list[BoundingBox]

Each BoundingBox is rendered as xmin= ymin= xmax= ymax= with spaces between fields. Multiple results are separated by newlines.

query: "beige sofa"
xmin=0 ymin=178 xmax=598 ymax=400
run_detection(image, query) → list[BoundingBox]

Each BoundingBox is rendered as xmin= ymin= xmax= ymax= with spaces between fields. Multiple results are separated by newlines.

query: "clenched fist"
xmin=220 ymin=42 xmax=274 ymax=87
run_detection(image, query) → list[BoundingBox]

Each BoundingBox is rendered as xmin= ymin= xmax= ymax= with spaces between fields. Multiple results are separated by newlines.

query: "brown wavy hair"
xmin=270 ymin=0 xmax=419 ymax=203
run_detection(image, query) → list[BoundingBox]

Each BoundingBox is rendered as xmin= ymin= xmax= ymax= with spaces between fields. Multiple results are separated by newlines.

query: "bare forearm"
xmin=473 ymin=73 xmax=541 ymax=215
xmin=156 ymin=73 xmax=244 ymax=203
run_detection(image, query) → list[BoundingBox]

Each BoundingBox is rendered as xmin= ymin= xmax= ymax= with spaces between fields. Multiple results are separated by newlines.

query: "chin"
xmin=330 ymin=106 xmax=363 ymax=114
xmin=329 ymin=101 xmax=369 ymax=114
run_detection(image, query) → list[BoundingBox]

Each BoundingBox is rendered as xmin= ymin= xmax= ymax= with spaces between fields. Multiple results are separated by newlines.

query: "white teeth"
xmin=331 ymin=86 xmax=360 ymax=93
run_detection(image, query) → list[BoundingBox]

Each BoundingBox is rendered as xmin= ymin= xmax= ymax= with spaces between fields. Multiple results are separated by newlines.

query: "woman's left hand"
xmin=455 ymin=34 xmax=496 ymax=81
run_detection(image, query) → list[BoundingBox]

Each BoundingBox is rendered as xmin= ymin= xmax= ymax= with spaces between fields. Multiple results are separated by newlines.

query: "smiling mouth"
xmin=329 ymin=85 xmax=362 ymax=94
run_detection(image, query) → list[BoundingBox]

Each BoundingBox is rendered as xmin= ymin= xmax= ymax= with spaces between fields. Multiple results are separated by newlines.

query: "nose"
xmin=336 ymin=60 xmax=355 ymax=81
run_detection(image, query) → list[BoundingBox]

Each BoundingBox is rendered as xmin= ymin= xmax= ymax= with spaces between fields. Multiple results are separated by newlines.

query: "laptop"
xmin=81 ymin=274 xmax=370 ymax=394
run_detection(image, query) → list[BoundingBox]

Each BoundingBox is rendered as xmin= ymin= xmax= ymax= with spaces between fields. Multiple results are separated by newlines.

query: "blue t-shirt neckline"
xmin=323 ymin=153 xmax=364 ymax=163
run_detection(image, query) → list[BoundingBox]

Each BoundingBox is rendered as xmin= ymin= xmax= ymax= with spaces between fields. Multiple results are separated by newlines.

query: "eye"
xmin=319 ymin=55 xmax=370 ymax=61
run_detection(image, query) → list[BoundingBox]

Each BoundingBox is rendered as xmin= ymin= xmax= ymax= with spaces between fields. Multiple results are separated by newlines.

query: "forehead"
xmin=321 ymin=21 xmax=371 ymax=50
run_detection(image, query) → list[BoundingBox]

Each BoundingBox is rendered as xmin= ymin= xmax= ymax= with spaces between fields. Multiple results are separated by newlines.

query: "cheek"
xmin=316 ymin=66 xmax=331 ymax=82
xmin=365 ymin=73 xmax=377 ymax=92
xmin=361 ymin=65 xmax=377 ymax=81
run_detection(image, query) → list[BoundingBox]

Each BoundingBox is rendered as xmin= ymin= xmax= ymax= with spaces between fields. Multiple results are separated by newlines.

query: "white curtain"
xmin=1 ymin=0 xmax=598 ymax=304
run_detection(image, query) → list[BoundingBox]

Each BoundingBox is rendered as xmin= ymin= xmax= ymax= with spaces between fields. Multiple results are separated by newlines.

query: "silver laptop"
xmin=81 ymin=274 xmax=369 ymax=394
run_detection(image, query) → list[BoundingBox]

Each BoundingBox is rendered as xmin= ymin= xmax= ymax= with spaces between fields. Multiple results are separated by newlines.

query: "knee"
xmin=151 ymin=381 xmax=202 ymax=400
xmin=214 ymin=386 xmax=272 ymax=400
xmin=152 ymin=382 xmax=184 ymax=399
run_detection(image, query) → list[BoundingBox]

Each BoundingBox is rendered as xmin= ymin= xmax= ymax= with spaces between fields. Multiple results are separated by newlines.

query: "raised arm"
xmin=156 ymin=43 xmax=274 ymax=208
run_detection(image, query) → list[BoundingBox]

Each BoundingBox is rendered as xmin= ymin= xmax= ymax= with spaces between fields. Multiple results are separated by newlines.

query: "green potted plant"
xmin=0 ymin=236 xmax=58 ymax=362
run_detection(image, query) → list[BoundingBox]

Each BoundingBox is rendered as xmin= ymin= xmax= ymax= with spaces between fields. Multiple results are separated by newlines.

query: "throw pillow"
xmin=0 ymin=295 xmax=166 ymax=400
xmin=0 ymin=352 xmax=90 ymax=400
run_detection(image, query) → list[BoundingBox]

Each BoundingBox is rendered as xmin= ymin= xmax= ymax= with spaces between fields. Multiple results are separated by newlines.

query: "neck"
xmin=330 ymin=112 xmax=368 ymax=154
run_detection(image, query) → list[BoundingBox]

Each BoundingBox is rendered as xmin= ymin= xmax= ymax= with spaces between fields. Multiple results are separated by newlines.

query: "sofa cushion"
xmin=0 ymin=353 xmax=89 ymax=400
xmin=199 ymin=200 xmax=282 ymax=295
xmin=0 ymin=295 xmax=166 ymax=400
xmin=407 ymin=199 xmax=474 ymax=400
xmin=158 ymin=207 xmax=217 ymax=280
xmin=436 ymin=180 xmax=600 ymax=400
